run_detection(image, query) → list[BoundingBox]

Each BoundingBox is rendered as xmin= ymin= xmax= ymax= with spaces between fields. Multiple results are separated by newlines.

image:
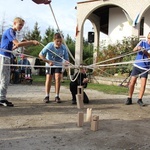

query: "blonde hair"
xmin=13 ymin=17 xmax=25 ymax=23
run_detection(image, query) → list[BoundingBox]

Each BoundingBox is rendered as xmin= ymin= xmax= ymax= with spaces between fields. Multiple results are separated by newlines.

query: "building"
xmin=75 ymin=0 xmax=150 ymax=64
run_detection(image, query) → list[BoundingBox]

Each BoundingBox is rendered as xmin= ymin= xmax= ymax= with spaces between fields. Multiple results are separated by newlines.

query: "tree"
xmin=0 ymin=14 xmax=8 ymax=41
xmin=65 ymin=34 xmax=75 ymax=64
xmin=95 ymin=36 xmax=139 ymax=76
xmin=23 ymin=22 xmax=42 ymax=56
xmin=42 ymin=26 xmax=55 ymax=45
xmin=83 ymin=38 xmax=93 ymax=65
xmin=24 ymin=22 xmax=41 ymax=41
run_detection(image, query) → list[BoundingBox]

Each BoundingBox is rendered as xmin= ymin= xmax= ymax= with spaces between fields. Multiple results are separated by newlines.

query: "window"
xmin=140 ymin=17 xmax=144 ymax=36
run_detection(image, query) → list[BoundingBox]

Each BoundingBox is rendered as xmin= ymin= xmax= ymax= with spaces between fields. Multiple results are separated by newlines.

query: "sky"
xmin=0 ymin=0 xmax=93 ymax=40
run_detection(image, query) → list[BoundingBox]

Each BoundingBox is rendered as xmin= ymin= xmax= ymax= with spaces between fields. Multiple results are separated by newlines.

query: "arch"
xmin=134 ymin=5 xmax=150 ymax=25
xmin=75 ymin=3 xmax=132 ymax=64
xmin=75 ymin=0 xmax=147 ymax=64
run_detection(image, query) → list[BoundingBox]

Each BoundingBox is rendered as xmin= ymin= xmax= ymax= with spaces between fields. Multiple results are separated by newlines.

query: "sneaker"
xmin=55 ymin=96 xmax=61 ymax=103
xmin=125 ymin=98 xmax=132 ymax=105
xmin=43 ymin=96 xmax=49 ymax=103
xmin=72 ymin=101 xmax=77 ymax=104
xmin=0 ymin=100 xmax=14 ymax=107
xmin=137 ymin=99 xmax=145 ymax=107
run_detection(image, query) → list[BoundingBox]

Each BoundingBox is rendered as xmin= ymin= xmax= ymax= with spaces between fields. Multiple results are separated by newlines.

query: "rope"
xmin=48 ymin=3 xmax=76 ymax=63
xmin=89 ymin=47 xmax=150 ymax=68
xmin=0 ymin=47 xmax=81 ymax=82
xmin=68 ymin=67 xmax=80 ymax=82
xmin=1 ymin=45 xmax=150 ymax=82
xmin=39 ymin=43 xmax=75 ymax=68
xmin=1 ymin=47 xmax=150 ymax=71
xmin=0 ymin=48 xmax=63 ymax=65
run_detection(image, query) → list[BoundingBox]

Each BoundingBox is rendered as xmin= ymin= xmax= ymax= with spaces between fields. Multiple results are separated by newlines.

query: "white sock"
xmin=55 ymin=94 xmax=59 ymax=97
xmin=46 ymin=94 xmax=49 ymax=97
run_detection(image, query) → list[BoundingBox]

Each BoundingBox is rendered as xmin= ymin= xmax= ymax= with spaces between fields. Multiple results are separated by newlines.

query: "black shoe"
xmin=72 ymin=101 xmax=77 ymax=104
xmin=125 ymin=98 xmax=132 ymax=105
xmin=137 ymin=99 xmax=145 ymax=107
xmin=0 ymin=100 xmax=14 ymax=107
xmin=55 ymin=96 xmax=61 ymax=103
xmin=43 ymin=96 xmax=49 ymax=103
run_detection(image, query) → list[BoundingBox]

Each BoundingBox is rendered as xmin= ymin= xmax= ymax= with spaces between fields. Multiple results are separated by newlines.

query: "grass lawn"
xmin=32 ymin=75 xmax=128 ymax=95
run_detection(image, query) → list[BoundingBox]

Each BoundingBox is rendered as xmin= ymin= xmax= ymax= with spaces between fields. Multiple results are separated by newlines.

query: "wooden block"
xmin=92 ymin=115 xmax=99 ymax=121
xmin=91 ymin=120 xmax=99 ymax=131
xmin=91 ymin=115 xmax=99 ymax=131
xmin=86 ymin=108 xmax=92 ymax=122
xmin=76 ymin=94 xmax=84 ymax=109
xmin=77 ymin=86 xmax=83 ymax=101
xmin=77 ymin=112 xmax=84 ymax=127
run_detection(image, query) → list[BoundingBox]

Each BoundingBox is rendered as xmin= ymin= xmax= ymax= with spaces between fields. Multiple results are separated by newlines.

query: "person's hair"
xmin=20 ymin=54 xmax=25 ymax=58
xmin=13 ymin=17 xmax=25 ymax=23
xmin=79 ymin=63 xmax=87 ymax=69
xmin=80 ymin=63 xmax=86 ymax=67
xmin=53 ymin=33 xmax=63 ymax=40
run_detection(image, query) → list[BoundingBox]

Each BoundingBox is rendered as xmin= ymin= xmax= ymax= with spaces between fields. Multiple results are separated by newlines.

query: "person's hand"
xmin=142 ymin=49 xmax=147 ymax=53
xmin=32 ymin=40 xmax=40 ymax=45
xmin=48 ymin=60 xmax=53 ymax=66
xmin=137 ymin=46 xmax=141 ymax=50
xmin=12 ymin=45 xmax=18 ymax=50
xmin=83 ymin=78 xmax=89 ymax=83
xmin=64 ymin=60 xmax=69 ymax=67
xmin=142 ymin=49 xmax=150 ymax=57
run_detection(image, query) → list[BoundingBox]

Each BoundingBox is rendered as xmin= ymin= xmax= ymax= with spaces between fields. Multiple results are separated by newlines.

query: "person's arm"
xmin=62 ymin=48 xmax=69 ymax=68
xmin=133 ymin=45 xmax=150 ymax=57
xmin=64 ymin=48 xmax=69 ymax=61
xmin=133 ymin=46 xmax=142 ymax=52
xmin=12 ymin=39 xmax=39 ymax=50
xmin=39 ymin=54 xmax=53 ymax=66
xmin=142 ymin=50 xmax=150 ymax=57
xmin=39 ymin=43 xmax=54 ymax=66
xmin=82 ymin=74 xmax=89 ymax=88
xmin=134 ymin=41 xmax=150 ymax=57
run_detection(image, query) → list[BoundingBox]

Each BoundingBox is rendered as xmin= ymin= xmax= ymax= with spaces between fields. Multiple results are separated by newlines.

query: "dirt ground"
xmin=0 ymin=83 xmax=150 ymax=150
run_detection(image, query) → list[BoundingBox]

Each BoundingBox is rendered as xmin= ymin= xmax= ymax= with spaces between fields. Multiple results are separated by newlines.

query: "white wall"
xmin=108 ymin=7 xmax=132 ymax=44
xmin=144 ymin=9 xmax=150 ymax=36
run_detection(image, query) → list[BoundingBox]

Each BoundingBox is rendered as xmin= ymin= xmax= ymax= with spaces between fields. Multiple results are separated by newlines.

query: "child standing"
xmin=39 ymin=33 xmax=69 ymax=103
xmin=0 ymin=17 xmax=39 ymax=107
xmin=125 ymin=32 xmax=150 ymax=106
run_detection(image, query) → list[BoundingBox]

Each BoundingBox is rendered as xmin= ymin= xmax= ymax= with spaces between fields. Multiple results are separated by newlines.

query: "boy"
xmin=125 ymin=32 xmax=150 ymax=106
xmin=70 ymin=65 xmax=89 ymax=104
xmin=0 ymin=17 xmax=39 ymax=107
xmin=39 ymin=33 xmax=69 ymax=103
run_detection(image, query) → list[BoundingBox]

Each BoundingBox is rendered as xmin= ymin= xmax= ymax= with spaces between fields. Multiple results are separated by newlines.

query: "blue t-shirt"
xmin=39 ymin=42 xmax=69 ymax=66
xmin=134 ymin=40 xmax=150 ymax=69
xmin=0 ymin=28 xmax=16 ymax=58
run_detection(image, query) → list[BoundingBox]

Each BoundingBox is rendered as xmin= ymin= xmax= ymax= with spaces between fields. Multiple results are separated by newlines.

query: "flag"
xmin=132 ymin=13 xmax=140 ymax=27
xmin=75 ymin=24 xmax=79 ymax=37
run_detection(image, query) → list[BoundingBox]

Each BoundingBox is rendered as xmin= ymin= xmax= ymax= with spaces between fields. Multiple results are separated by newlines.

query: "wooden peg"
xmin=76 ymin=94 xmax=84 ymax=109
xmin=91 ymin=115 xmax=99 ymax=131
xmin=86 ymin=108 xmax=92 ymax=122
xmin=77 ymin=112 xmax=84 ymax=127
xmin=77 ymin=86 xmax=83 ymax=101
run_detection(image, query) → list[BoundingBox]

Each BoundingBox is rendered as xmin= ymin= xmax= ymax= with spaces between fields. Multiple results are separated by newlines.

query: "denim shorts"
xmin=131 ymin=66 xmax=148 ymax=78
